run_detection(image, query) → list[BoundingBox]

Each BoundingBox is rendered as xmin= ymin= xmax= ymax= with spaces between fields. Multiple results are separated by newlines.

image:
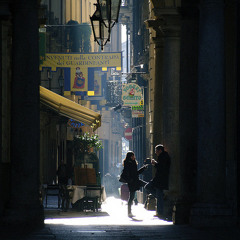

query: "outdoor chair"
xmin=82 ymin=185 xmax=102 ymax=212
xmin=45 ymin=184 xmax=60 ymax=208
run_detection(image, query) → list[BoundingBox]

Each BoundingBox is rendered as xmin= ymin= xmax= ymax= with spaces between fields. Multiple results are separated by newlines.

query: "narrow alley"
xmin=1 ymin=196 xmax=239 ymax=240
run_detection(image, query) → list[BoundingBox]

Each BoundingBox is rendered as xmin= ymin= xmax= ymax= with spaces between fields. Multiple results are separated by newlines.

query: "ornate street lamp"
xmin=90 ymin=4 xmax=111 ymax=50
xmin=90 ymin=0 xmax=121 ymax=50
xmin=97 ymin=0 xmax=121 ymax=28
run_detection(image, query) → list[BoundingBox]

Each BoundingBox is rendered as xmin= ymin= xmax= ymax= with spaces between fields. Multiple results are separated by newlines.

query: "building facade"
xmin=142 ymin=0 xmax=240 ymax=226
xmin=0 ymin=0 xmax=239 ymax=228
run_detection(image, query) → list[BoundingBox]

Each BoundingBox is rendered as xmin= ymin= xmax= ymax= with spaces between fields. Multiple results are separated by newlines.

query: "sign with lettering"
xmin=67 ymin=119 xmax=84 ymax=129
xmin=122 ymin=83 xmax=142 ymax=106
xmin=39 ymin=53 xmax=122 ymax=95
xmin=132 ymin=105 xmax=144 ymax=118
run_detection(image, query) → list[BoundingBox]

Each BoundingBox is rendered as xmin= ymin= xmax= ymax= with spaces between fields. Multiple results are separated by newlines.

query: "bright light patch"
xmin=102 ymin=67 xmax=107 ymax=71
xmin=87 ymin=91 xmax=95 ymax=96
xmin=121 ymin=24 xmax=127 ymax=42
xmin=116 ymin=67 xmax=121 ymax=71
xmin=44 ymin=197 xmax=173 ymax=226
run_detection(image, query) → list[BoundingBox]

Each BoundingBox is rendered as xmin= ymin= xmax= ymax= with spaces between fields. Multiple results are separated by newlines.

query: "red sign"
xmin=124 ymin=128 xmax=132 ymax=141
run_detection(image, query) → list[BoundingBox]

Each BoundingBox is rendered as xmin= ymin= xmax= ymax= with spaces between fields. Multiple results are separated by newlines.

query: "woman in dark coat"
xmin=122 ymin=151 xmax=147 ymax=217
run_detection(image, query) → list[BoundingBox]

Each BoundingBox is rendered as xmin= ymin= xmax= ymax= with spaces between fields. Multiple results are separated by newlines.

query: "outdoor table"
xmin=70 ymin=185 xmax=106 ymax=204
xmin=69 ymin=185 xmax=106 ymax=212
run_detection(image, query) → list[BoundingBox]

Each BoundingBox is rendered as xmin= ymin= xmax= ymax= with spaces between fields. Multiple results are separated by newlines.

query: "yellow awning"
xmin=40 ymin=86 xmax=101 ymax=131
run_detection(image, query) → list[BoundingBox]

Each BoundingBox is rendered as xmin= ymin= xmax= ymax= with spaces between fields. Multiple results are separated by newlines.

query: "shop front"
xmin=40 ymin=86 xmax=102 ymax=210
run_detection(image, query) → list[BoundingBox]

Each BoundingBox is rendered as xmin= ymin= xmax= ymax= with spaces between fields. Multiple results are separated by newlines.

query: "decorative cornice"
xmin=145 ymin=15 xmax=181 ymax=38
xmin=145 ymin=19 xmax=164 ymax=33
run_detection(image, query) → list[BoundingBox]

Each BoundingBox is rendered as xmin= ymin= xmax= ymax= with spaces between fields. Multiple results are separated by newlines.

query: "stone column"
xmin=146 ymin=27 xmax=156 ymax=157
xmin=161 ymin=16 xmax=181 ymax=219
xmin=6 ymin=0 xmax=44 ymax=227
xmin=190 ymin=0 xmax=233 ymax=227
xmin=173 ymin=1 xmax=199 ymax=225
xmin=145 ymin=19 xmax=165 ymax=153
xmin=152 ymin=38 xmax=164 ymax=149
xmin=146 ymin=7 xmax=182 ymax=220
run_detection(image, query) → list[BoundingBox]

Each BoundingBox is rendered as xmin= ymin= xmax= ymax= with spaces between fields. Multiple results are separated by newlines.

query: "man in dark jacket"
xmin=144 ymin=144 xmax=171 ymax=219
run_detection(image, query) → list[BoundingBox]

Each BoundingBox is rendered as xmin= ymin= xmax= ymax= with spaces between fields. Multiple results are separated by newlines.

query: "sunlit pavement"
xmin=45 ymin=196 xmax=173 ymax=226
xmin=42 ymin=197 xmax=177 ymax=239
xmin=42 ymin=197 xmax=240 ymax=240
xmin=1 ymin=197 xmax=239 ymax=239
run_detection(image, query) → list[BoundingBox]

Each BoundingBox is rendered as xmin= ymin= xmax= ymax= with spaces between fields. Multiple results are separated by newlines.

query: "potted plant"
xmin=73 ymin=132 xmax=102 ymax=181
xmin=73 ymin=133 xmax=102 ymax=186
xmin=73 ymin=133 xmax=102 ymax=157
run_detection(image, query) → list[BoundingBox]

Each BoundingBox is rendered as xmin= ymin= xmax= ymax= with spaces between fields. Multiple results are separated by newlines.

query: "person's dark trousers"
xmin=144 ymin=181 xmax=164 ymax=215
xmin=128 ymin=180 xmax=147 ymax=214
xmin=128 ymin=191 xmax=135 ymax=214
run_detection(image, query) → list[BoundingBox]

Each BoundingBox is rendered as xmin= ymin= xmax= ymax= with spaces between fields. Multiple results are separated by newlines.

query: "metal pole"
xmin=126 ymin=22 xmax=129 ymax=73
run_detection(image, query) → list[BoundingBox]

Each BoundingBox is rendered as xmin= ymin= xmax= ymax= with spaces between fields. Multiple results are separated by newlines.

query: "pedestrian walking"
xmin=122 ymin=151 xmax=147 ymax=218
xmin=144 ymin=144 xmax=171 ymax=219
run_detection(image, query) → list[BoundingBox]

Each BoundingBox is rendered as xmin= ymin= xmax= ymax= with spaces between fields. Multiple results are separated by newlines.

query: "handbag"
xmin=119 ymin=169 xmax=128 ymax=183
xmin=119 ymin=175 xmax=127 ymax=183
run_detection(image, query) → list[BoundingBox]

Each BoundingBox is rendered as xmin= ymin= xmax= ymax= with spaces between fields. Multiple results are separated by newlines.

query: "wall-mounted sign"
xmin=132 ymin=106 xmax=144 ymax=111
xmin=122 ymin=83 xmax=142 ymax=106
xmin=132 ymin=105 xmax=144 ymax=118
xmin=67 ymin=119 xmax=84 ymax=129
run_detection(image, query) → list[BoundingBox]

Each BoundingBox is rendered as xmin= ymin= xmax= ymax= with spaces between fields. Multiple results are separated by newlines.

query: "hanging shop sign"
xmin=122 ymin=83 xmax=142 ymax=106
xmin=132 ymin=105 xmax=144 ymax=118
xmin=39 ymin=52 xmax=122 ymax=96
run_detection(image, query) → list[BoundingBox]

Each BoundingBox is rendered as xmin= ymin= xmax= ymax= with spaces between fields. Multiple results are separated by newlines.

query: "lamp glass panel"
xmin=93 ymin=20 xmax=101 ymax=40
xmin=100 ymin=21 xmax=110 ymax=43
xmin=98 ymin=0 xmax=109 ymax=20
xmin=91 ymin=20 xmax=109 ymax=47
xmin=111 ymin=0 xmax=121 ymax=22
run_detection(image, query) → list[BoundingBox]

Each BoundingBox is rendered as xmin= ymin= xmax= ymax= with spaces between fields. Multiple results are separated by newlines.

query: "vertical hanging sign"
xmin=122 ymin=83 xmax=142 ymax=106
